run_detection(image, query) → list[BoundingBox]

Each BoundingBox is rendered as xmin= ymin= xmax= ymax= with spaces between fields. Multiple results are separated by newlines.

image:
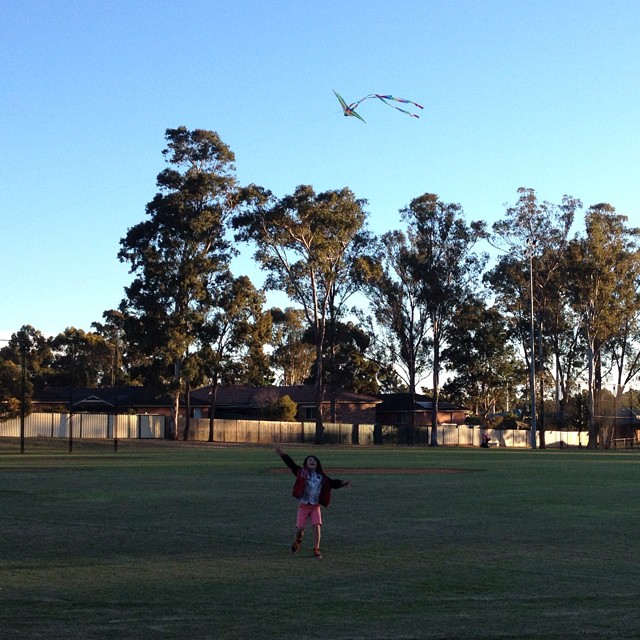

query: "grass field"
xmin=1 ymin=440 xmax=639 ymax=639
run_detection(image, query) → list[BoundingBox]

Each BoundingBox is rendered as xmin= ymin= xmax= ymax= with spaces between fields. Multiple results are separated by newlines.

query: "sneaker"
xmin=291 ymin=538 xmax=302 ymax=554
xmin=313 ymin=547 xmax=322 ymax=559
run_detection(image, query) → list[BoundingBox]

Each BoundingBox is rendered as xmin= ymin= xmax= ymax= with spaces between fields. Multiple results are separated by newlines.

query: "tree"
xmin=486 ymin=250 xmax=586 ymax=435
xmin=0 ymin=325 xmax=53 ymax=392
xmin=197 ymin=274 xmax=273 ymax=442
xmin=233 ymin=184 xmax=369 ymax=443
xmin=607 ymin=301 xmax=640 ymax=431
xmin=537 ymin=248 xmax=586 ymax=422
xmin=443 ymin=299 xmax=526 ymax=424
xmin=305 ymin=320 xmax=381 ymax=415
xmin=234 ymin=280 xmax=274 ymax=387
xmin=484 ymin=256 xmax=534 ymax=379
xmin=262 ymin=394 xmax=297 ymax=421
xmin=604 ymin=238 xmax=640 ymax=430
xmin=405 ymin=194 xmax=487 ymax=445
xmin=118 ymin=127 xmax=239 ymax=438
xmin=323 ymin=224 xmax=376 ymax=418
xmin=91 ymin=310 xmax=135 ymax=387
xmin=491 ymin=187 xmax=580 ymax=447
xmin=48 ymin=328 xmax=113 ymax=388
xmin=356 ymin=230 xmax=432 ymax=397
xmin=0 ymin=359 xmax=24 ymax=420
xmin=356 ymin=229 xmax=434 ymax=443
xmin=269 ymin=307 xmax=315 ymax=385
xmin=565 ymin=205 xmax=640 ymax=448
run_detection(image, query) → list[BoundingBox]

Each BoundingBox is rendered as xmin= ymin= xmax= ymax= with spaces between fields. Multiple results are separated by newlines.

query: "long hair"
xmin=302 ymin=455 xmax=324 ymax=475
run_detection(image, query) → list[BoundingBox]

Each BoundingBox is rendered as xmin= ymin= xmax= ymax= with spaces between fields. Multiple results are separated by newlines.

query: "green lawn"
xmin=1 ymin=440 xmax=639 ymax=639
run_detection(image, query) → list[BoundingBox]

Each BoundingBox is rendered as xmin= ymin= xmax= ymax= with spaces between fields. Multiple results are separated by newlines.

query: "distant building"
xmin=375 ymin=392 xmax=468 ymax=427
xmin=32 ymin=385 xmax=182 ymax=416
xmin=190 ymin=384 xmax=381 ymax=424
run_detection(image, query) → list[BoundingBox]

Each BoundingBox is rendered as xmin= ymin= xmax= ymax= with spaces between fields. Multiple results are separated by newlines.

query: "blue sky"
xmin=2 ymin=0 xmax=639 ymax=340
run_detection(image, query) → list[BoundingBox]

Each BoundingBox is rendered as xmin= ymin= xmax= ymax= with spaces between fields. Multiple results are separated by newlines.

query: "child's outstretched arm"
xmin=275 ymin=446 xmax=299 ymax=475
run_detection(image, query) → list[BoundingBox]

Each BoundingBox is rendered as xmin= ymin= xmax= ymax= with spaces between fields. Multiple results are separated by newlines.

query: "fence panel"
xmin=0 ymin=417 xmax=19 ymax=437
xmin=0 ymin=413 xmax=164 ymax=440
xmin=542 ymin=430 xmax=583 ymax=447
xmin=77 ymin=414 xmax=108 ymax=438
xmin=457 ymin=426 xmax=475 ymax=446
xmin=110 ymin=415 xmax=139 ymax=439
xmin=441 ymin=424 xmax=458 ymax=446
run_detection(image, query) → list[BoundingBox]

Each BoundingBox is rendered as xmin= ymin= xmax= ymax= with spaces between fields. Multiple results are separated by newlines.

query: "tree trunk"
xmin=586 ymin=339 xmax=598 ymax=449
xmin=407 ymin=347 xmax=417 ymax=446
xmin=169 ymin=358 xmax=182 ymax=440
xmin=208 ymin=380 xmax=219 ymax=443
xmin=329 ymin=381 xmax=337 ymax=424
xmin=314 ymin=330 xmax=324 ymax=444
xmin=183 ymin=378 xmax=191 ymax=441
xmin=169 ymin=393 xmax=179 ymax=440
xmin=537 ymin=319 xmax=546 ymax=448
xmin=429 ymin=331 xmax=440 ymax=446
xmin=408 ymin=388 xmax=416 ymax=446
xmin=595 ymin=341 xmax=604 ymax=448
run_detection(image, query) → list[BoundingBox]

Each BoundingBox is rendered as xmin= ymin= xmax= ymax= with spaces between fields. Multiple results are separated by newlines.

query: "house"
xmin=32 ymin=384 xmax=381 ymax=427
xmin=611 ymin=406 xmax=640 ymax=441
xmin=190 ymin=384 xmax=381 ymax=424
xmin=33 ymin=386 xmax=467 ymax=428
xmin=31 ymin=385 xmax=197 ymax=417
xmin=375 ymin=392 xmax=469 ymax=427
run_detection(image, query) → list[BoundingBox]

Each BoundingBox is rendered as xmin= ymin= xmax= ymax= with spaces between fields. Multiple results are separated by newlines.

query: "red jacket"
xmin=279 ymin=452 xmax=347 ymax=507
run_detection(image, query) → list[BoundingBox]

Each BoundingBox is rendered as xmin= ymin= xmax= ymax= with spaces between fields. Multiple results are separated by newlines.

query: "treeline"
xmin=2 ymin=127 xmax=639 ymax=447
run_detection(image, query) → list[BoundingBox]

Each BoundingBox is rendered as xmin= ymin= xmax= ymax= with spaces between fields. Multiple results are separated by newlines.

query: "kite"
xmin=333 ymin=90 xmax=423 ymax=123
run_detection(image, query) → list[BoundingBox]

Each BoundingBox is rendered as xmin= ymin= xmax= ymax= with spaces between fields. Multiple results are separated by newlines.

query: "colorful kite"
xmin=333 ymin=90 xmax=423 ymax=123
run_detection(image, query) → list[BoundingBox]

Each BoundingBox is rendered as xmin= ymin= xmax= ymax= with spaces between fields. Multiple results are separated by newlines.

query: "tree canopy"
xmin=3 ymin=124 xmax=640 ymax=450
xmin=118 ymin=127 xmax=240 ymax=437
xmin=233 ymin=184 xmax=369 ymax=442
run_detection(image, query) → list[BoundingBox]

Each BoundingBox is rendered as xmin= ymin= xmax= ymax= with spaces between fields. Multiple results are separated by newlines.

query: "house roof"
xmin=376 ymin=392 xmax=467 ymax=413
xmin=33 ymin=384 xmax=381 ymax=412
xmin=191 ymin=384 xmax=381 ymax=407
xmin=33 ymin=385 xmax=192 ymax=410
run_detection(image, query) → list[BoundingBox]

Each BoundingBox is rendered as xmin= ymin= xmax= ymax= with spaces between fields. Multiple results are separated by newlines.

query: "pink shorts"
xmin=296 ymin=503 xmax=322 ymax=528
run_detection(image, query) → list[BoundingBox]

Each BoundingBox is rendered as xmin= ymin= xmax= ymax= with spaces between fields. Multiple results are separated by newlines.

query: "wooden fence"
xmin=178 ymin=417 xmax=374 ymax=444
xmin=0 ymin=413 xmax=164 ymax=439
xmin=0 ymin=413 xmax=588 ymax=448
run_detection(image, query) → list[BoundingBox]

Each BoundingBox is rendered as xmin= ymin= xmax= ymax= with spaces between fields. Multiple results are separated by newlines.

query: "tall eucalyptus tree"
xmin=356 ymin=229 xmax=432 ymax=443
xmin=491 ymin=187 xmax=580 ymax=447
xmin=118 ymin=127 xmax=239 ymax=438
xmin=233 ymin=185 xmax=369 ymax=443
xmin=197 ymin=274 xmax=272 ymax=442
xmin=442 ymin=299 xmax=526 ymax=422
xmin=565 ymin=204 xmax=640 ymax=447
xmin=406 ymin=194 xmax=487 ymax=445
xmin=357 ymin=195 xmax=486 ymax=445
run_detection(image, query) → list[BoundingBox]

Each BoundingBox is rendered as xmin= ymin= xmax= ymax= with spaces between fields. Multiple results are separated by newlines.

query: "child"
xmin=275 ymin=446 xmax=351 ymax=559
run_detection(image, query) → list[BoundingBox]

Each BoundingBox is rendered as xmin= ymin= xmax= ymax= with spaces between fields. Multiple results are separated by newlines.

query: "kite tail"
xmin=375 ymin=94 xmax=424 ymax=110
xmin=393 ymin=106 xmax=420 ymax=118
xmin=374 ymin=95 xmax=423 ymax=117
xmin=347 ymin=94 xmax=377 ymax=111
xmin=349 ymin=93 xmax=424 ymax=118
